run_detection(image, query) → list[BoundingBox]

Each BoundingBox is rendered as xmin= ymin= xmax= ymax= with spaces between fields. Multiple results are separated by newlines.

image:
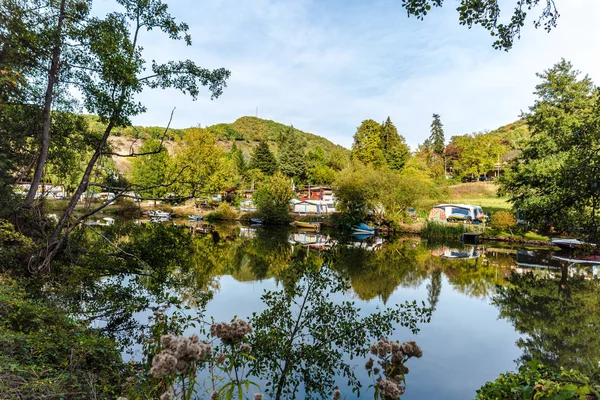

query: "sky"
xmin=96 ymin=0 xmax=600 ymax=149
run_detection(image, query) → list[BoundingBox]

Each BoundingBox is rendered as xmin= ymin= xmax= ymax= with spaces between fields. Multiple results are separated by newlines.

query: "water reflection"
xmin=64 ymin=220 xmax=600 ymax=399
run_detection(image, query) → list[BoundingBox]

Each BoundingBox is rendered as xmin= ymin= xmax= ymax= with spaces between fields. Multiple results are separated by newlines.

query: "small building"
xmin=291 ymin=200 xmax=336 ymax=215
xmin=240 ymin=199 xmax=257 ymax=212
xmin=296 ymin=186 xmax=334 ymax=202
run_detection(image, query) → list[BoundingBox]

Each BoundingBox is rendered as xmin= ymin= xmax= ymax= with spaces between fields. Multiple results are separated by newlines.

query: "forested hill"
xmin=85 ymin=114 xmax=348 ymax=157
xmin=206 ymin=116 xmax=347 ymax=156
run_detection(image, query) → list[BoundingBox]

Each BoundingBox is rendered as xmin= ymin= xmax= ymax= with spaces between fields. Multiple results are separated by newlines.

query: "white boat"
xmin=188 ymin=215 xmax=203 ymax=222
xmin=148 ymin=210 xmax=171 ymax=219
xmin=551 ymin=238 xmax=595 ymax=249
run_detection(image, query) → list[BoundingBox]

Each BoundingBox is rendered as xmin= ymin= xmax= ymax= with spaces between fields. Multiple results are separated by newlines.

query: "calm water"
xmin=109 ymin=221 xmax=600 ymax=399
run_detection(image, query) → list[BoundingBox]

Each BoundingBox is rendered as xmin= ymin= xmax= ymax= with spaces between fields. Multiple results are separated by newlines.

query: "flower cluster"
xmin=150 ymin=334 xmax=212 ymax=378
xmin=210 ymin=319 xmax=253 ymax=345
xmin=366 ymin=338 xmax=423 ymax=400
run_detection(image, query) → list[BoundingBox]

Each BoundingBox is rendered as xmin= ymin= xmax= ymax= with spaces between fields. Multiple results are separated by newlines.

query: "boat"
xmin=250 ymin=218 xmax=263 ymax=225
xmin=148 ymin=210 xmax=171 ymax=219
xmin=292 ymin=221 xmax=321 ymax=230
xmin=352 ymin=222 xmax=375 ymax=234
xmin=188 ymin=215 xmax=203 ymax=222
xmin=551 ymin=238 xmax=596 ymax=249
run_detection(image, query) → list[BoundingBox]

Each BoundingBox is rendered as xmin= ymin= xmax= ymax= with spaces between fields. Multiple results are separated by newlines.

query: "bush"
xmin=206 ymin=202 xmax=238 ymax=221
xmin=421 ymin=221 xmax=466 ymax=241
xmin=477 ymin=360 xmax=600 ymax=400
xmin=490 ymin=211 xmax=517 ymax=234
xmin=0 ymin=274 xmax=127 ymax=399
xmin=253 ymin=172 xmax=294 ymax=224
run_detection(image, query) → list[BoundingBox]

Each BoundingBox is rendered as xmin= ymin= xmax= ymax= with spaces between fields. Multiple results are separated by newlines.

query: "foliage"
xmin=131 ymin=139 xmax=170 ymax=199
xmin=248 ymin=262 xmax=431 ymax=399
xmin=253 ymin=172 xmax=294 ymax=224
xmin=449 ymin=131 xmax=507 ymax=180
xmin=402 ymin=0 xmax=561 ymax=50
xmin=206 ymin=203 xmax=238 ymax=221
xmin=171 ymin=128 xmax=234 ymax=198
xmin=351 ymin=119 xmax=386 ymax=167
xmin=420 ymin=221 xmax=466 ymax=241
xmin=278 ymin=126 xmax=307 ymax=181
xmin=0 ymin=274 xmax=127 ymax=399
xmin=249 ymin=141 xmax=278 ymax=176
xmin=499 ymin=59 xmax=600 ymax=240
xmin=0 ymin=220 xmax=34 ymax=273
xmin=476 ymin=360 xmax=600 ymax=400
xmin=333 ymin=163 xmax=382 ymax=224
xmin=490 ymin=211 xmax=517 ymax=234
xmin=493 ymin=271 xmax=600 ymax=372
xmin=425 ymin=113 xmax=445 ymax=158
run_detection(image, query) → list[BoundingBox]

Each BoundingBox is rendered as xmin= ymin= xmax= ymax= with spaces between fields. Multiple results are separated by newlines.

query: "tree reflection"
xmin=493 ymin=270 xmax=600 ymax=372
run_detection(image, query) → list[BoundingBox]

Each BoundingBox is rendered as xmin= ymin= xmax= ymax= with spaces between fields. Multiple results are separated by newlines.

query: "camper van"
xmin=429 ymin=204 xmax=487 ymax=223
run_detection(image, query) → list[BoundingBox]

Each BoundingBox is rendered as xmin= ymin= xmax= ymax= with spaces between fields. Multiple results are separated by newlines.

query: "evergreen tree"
xmin=229 ymin=142 xmax=247 ymax=175
xmin=249 ymin=140 xmax=278 ymax=176
xmin=351 ymin=119 xmax=385 ymax=166
xmin=380 ymin=117 xmax=410 ymax=171
xmin=279 ymin=126 xmax=306 ymax=180
xmin=428 ymin=114 xmax=445 ymax=157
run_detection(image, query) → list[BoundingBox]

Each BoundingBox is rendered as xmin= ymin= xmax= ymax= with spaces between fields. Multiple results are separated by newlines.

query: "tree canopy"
xmin=402 ymin=0 xmax=561 ymax=50
xmin=499 ymin=59 xmax=600 ymax=239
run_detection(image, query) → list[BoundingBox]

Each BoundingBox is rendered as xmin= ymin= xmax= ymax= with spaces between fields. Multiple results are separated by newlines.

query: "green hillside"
xmin=205 ymin=116 xmax=347 ymax=157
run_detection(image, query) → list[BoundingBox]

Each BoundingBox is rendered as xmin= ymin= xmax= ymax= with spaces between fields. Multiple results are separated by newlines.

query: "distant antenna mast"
xmin=256 ymin=106 xmax=258 ymax=117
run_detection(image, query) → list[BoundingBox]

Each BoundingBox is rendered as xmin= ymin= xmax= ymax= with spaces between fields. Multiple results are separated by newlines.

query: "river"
xmin=90 ymin=220 xmax=600 ymax=399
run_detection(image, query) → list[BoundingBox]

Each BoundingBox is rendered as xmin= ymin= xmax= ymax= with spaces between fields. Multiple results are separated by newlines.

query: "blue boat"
xmin=352 ymin=222 xmax=375 ymax=234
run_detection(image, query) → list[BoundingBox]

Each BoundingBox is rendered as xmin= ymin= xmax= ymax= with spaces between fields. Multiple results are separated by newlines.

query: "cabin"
xmin=291 ymin=199 xmax=336 ymax=215
xmin=429 ymin=204 xmax=487 ymax=223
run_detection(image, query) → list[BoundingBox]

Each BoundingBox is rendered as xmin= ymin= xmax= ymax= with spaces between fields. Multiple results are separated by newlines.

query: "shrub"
xmin=477 ymin=360 xmax=600 ymax=400
xmin=0 ymin=274 xmax=127 ymax=399
xmin=206 ymin=202 xmax=238 ymax=221
xmin=490 ymin=211 xmax=517 ymax=234
xmin=253 ymin=172 xmax=294 ymax=224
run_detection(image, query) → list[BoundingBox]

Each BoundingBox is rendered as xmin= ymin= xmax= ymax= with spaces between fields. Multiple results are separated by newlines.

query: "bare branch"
xmin=101 ymin=108 xmax=175 ymax=157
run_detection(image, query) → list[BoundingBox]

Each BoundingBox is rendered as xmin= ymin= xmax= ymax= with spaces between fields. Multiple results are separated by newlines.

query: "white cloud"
xmin=111 ymin=0 xmax=600 ymax=149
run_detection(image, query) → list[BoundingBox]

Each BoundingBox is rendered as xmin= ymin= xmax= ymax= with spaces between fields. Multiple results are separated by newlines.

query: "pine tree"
xmin=229 ymin=142 xmax=247 ymax=175
xmin=279 ymin=126 xmax=306 ymax=180
xmin=249 ymin=140 xmax=278 ymax=176
xmin=380 ymin=117 xmax=410 ymax=171
xmin=428 ymin=114 xmax=445 ymax=157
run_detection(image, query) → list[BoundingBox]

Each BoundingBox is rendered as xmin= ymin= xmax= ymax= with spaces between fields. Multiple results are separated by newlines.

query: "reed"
xmin=421 ymin=221 xmax=468 ymax=240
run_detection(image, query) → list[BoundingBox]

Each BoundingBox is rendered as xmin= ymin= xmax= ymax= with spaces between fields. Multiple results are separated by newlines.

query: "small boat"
xmin=352 ymin=222 xmax=375 ymax=234
xmin=148 ymin=210 xmax=171 ymax=219
xmin=551 ymin=238 xmax=596 ymax=250
xmin=188 ymin=215 xmax=203 ymax=222
xmin=292 ymin=221 xmax=320 ymax=230
xmin=250 ymin=218 xmax=263 ymax=225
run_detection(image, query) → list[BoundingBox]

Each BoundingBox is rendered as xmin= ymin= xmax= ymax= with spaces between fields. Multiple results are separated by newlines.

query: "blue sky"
xmin=99 ymin=0 xmax=600 ymax=149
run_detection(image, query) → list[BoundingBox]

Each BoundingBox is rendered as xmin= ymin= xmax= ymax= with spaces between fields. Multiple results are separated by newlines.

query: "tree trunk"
xmin=39 ymin=120 xmax=115 ymax=271
xmin=25 ymin=0 xmax=67 ymax=206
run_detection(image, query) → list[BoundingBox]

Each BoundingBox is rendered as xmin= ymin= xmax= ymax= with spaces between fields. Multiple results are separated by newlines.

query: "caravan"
xmin=429 ymin=204 xmax=487 ymax=223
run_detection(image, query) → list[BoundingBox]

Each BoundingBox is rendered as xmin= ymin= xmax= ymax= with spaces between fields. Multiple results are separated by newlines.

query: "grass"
xmin=450 ymin=196 xmax=512 ymax=215
xmin=421 ymin=221 xmax=479 ymax=241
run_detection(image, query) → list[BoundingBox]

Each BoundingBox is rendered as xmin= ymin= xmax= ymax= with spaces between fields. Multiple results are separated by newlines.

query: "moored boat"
xmin=352 ymin=222 xmax=375 ymax=234
xmin=292 ymin=221 xmax=320 ymax=230
xmin=188 ymin=215 xmax=203 ymax=222
xmin=551 ymin=238 xmax=596 ymax=249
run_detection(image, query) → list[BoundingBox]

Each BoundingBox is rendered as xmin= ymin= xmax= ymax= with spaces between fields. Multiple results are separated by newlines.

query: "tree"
xmin=229 ymin=142 xmax=247 ymax=176
xmin=333 ymin=163 xmax=381 ymax=223
xmin=499 ymin=60 xmax=600 ymax=239
xmin=40 ymin=0 xmax=230 ymax=270
xmin=427 ymin=113 xmax=445 ymax=158
xmin=402 ymin=0 xmax=561 ymax=50
xmin=351 ymin=119 xmax=385 ymax=166
xmin=381 ymin=117 xmax=410 ymax=171
xmin=131 ymin=139 xmax=170 ymax=201
xmin=278 ymin=126 xmax=306 ymax=180
xmin=253 ymin=172 xmax=294 ymax=224
xmin=249 ymin=141 xmax=278 ymax=176
xmin=171 ymin=128 xmax=233 ymax=198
